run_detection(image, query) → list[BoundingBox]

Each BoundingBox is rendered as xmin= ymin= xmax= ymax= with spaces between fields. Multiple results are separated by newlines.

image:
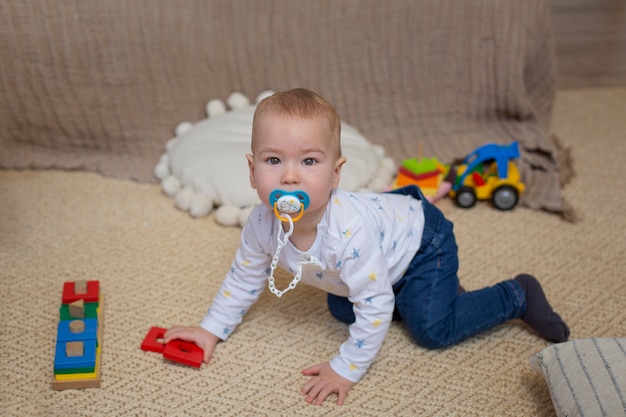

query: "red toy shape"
xmin=62 ymin=280 xmax=100 ymax=304
xmin=163 ymin=340 xmax=203 ymax=368
xmin=471 ymin=171 xmax=486 ymax=186
xmin=141 ymin=327 xmax=167 ymax=353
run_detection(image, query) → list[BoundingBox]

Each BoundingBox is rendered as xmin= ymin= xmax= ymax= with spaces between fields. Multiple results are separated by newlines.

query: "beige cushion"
xmin=530 ymin=338 xmax=626 ymax=417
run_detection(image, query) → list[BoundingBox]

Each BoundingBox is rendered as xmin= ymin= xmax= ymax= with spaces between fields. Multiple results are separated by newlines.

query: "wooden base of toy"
xmin=52 ymin=295 xmax=104 ymax=391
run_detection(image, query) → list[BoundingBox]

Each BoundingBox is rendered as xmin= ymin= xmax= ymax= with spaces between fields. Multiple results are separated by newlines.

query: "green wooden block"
xmin=402 ymin=157 xmax=439 ymax=175
xmin=54 ymin=366 xmax=96 ymax=375
xmin=59 ymin=302 xmax=99 ymax=320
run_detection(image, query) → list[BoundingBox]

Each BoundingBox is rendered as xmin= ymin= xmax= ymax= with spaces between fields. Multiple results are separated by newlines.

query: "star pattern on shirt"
xmin=342 ymin=228 xmax=352 ymax=238
xmin=355 ymin=339 xmax=366 ymax=348
xmin=372 ymin=319 xmax=382 ymax=328
xmin=368 ymin=271 xmax=377 ymax=281
xmin=223 ymin=290 xmax=231 ymax=298
xmin=316 ymin=272 xmax=324 ymax=279
xmin=223 ymin=327 xmax=231 ymax=335
xmin=352 ymin=248 xmax=360 ymax=259
xmin=349 ymin=363 xmax=358 ymax=372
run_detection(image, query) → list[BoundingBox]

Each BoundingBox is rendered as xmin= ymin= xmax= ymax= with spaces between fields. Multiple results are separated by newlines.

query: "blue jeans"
xmin=327 ymin=185 xmax=527 ymax=349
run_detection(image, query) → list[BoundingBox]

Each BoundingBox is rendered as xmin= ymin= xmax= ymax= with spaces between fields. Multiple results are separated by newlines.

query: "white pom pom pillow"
xmin=155 ymin=91 xmax=396 ymax=227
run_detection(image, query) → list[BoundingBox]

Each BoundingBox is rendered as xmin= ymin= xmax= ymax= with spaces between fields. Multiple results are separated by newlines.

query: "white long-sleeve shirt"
xmin=200 ymin=188 xmax=425 ymax=382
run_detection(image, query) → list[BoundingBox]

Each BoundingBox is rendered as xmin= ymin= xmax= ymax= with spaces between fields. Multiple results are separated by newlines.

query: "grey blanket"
xmin=0 ymin=0 xmax=573 ymax=218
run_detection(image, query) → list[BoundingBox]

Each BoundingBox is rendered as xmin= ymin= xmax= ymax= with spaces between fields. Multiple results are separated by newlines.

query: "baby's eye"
xmin=267 ymin=157 xmax=281 ymax=165
xmin=303 ymin=158 xmax=317 ymax=166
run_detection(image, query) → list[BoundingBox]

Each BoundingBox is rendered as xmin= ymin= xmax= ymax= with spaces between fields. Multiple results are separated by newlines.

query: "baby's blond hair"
xmin=252 ymin=88 xmax=342 ymax=158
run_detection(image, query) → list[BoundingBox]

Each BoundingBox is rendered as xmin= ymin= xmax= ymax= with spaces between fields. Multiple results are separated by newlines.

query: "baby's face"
xmin=246 ymin=113 xmax=344 ymax=221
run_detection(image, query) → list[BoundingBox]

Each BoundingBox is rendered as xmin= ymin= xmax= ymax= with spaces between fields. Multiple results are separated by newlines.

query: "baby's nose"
xmin=281 ymin=165 xmax=300 ymax=184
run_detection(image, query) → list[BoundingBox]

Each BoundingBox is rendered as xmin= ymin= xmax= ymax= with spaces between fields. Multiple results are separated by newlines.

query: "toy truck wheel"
xmin=455 ymin=186 xmax=477 ymax=208
xmin=492 ymin=185 xmax=518 ymax=210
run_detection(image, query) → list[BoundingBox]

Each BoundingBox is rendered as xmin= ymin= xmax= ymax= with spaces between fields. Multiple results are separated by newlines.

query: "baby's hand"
xmin=164 ymin=326 xmax=219 ymax=363
xmin=301 ymin=362 xmax=355 ymax=406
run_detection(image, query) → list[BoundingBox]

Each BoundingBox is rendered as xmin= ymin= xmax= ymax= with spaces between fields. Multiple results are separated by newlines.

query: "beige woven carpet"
xmin=1 ymin=88 xmax=625 ymax=416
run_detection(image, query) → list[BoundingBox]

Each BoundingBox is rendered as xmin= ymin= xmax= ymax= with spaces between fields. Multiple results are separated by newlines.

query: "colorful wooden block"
xmin=55 ymin=368 xmax=97 ymax=380
xmin=163 ymin=340 xmax=203 ymax=368
xmin=62 ymin=280 xmax=99 ymax=304
xmin=52 ymin=348 xmax=101 ymax=390
xmin=54 ymin=366 xmax=95 ymax=375
xmin=141 ymin=327 xmax=167 ymax=353
xmin=60 ymin=301 xmax=98 ymax=320
xmin=54 ymin=339 xmax=97 ymax=370
xmin=57 ymin=318 xmax=98 ymax=343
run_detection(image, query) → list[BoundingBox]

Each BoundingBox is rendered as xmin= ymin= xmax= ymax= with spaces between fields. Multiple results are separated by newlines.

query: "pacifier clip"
xmin=267 ymin=190 xmax=309 ymax=297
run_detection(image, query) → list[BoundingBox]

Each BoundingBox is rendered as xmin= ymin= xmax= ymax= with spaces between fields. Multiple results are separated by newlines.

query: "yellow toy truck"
xmin=449 ymin=142 xmax=525 ymax=210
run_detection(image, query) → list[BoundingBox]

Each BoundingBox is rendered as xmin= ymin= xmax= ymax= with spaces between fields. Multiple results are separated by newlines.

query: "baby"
xmin=165 ymin=88 xmax=569 ymax=406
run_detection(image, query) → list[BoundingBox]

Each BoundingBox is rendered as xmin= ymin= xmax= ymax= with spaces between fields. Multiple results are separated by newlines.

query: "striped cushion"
xmin=530 ymin=338 xmax=626 ymax=417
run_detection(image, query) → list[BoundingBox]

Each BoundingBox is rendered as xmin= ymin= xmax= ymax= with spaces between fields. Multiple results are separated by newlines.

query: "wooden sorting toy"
xmin=391 ymin=143 xmax=449 ymax=197
xmin=52 ymin=280 xmax=103 ymax=390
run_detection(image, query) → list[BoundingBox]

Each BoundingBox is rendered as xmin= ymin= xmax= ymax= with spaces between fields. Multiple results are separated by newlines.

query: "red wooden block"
xmin=398 ymin=166 xmax=439 ymax=181
xmin=163 ymin=340 xmax=203 ymax=368
xmin=62 ymin=280 xmax=100 ymax=304
xmin=141 ymin=327 xmax=166 ymax=353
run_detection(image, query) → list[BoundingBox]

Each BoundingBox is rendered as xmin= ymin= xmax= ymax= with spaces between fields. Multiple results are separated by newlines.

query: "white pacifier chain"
xmin=267 ymin=190 xmax=309 ymax=297
xmin=267 ymin=213 xmax=299 ymax=297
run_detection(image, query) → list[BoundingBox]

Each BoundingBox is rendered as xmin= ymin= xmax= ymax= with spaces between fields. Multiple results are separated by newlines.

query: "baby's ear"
xmin=246 ymin=154 xmax=256 ymax=188
xmin=333 ymin=156 xmax=347 ymax=187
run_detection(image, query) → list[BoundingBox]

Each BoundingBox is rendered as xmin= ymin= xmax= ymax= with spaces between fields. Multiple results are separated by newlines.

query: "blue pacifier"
xmin=269 ymin=189 xmax=310 ymax=222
